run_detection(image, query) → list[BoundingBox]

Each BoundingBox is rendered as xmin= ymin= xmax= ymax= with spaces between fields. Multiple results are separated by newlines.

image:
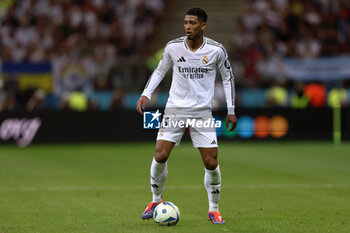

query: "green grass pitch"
xmin=0 ymin=142 xmax=349 ymax=233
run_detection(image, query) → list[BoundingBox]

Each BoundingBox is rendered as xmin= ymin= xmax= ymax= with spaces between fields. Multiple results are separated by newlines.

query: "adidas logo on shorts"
xmin=211 ymin=140 xmax=216 ymax=145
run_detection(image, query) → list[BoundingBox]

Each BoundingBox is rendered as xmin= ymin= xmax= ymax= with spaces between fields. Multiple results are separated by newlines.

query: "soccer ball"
xmin=153 ymin=201 xmax=180 ymax=226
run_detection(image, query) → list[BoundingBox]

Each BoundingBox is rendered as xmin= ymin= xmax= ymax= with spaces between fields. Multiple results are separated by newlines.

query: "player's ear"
xmin=201 ymin=22 xmax=207 ymax=30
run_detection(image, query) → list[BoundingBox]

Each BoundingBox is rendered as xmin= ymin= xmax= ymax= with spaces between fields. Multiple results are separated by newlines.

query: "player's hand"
xmin=136 ymin=96 xmax=149 ymax=115
xmin=226 ymin=114 xmax=237 ymax=131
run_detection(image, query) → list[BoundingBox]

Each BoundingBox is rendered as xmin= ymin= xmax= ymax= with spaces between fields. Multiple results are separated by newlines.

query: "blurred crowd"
xmin=0 ymin=0 xmax=350 ymax=112
xmin=0 ymin=0 xmax=165 ymax=111
xmin=234 ymin=0 xmax=350 ymax=60
xmin=230 ymin=0 xmax=350 ymax=107
xmin=233 ymin=0 xmax=350 ymax=85
xmin=1 ymin=0 xmax=165 ymax=61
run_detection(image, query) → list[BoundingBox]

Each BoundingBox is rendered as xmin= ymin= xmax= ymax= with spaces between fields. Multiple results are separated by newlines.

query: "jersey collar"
xmin=184 ymin=36 xmax=207 ymax=51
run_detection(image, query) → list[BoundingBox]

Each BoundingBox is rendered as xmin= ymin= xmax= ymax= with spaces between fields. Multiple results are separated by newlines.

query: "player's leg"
xmin=154 ymin=139 xmax=175 ymax=163
xmin=142 ymin=115 xmax=186 ymax=220
xmin=199 ymin=147 xmax=221 ymax=211
xmin=199 ymin=147 xmax=225 ymax=224
xmin=151 ymin=140 xmax=175 ymax=202
xmin=199 ymin=148 xmax=221 ymax=212
xmin=142 ymin=140 xmax=175 ymax=220
xmin=189 ymin=117 xmax=225 ymax=224
xmin=151 ymin=121 xmax=185 ymax=201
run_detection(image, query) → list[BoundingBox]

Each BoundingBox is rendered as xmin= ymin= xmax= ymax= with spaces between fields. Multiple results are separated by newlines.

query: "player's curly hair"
xmin=186 ymin=7 xmax=207 ymax=22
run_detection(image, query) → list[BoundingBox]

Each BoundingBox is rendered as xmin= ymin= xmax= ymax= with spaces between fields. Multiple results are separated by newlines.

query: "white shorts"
xmin=156 ymin=116 xmax=218 ymax=148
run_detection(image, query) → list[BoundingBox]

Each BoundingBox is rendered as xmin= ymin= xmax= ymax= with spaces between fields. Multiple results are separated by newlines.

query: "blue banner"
xmin=2 ymin=62 xmax=51 ymax=73
xmin=261 ymin=56 xmax=350 ymax=81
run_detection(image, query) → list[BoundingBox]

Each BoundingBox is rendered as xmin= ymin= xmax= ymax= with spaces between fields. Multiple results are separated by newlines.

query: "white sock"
xmin=150 ymin=157 xmax=167 ymax=203
xmin=204 ymin=165 xmax=221 ymax=212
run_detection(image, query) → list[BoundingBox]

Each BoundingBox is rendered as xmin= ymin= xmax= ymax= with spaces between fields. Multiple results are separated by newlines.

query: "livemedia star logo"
xmin=143 ymin=110 xmax=162 ymax=129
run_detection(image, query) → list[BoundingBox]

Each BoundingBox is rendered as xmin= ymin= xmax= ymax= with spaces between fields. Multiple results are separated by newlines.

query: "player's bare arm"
xmin=136 ymin=96 xmax=149 ymax=115
xmin=226 ymin=114 xmax=237 ymax=131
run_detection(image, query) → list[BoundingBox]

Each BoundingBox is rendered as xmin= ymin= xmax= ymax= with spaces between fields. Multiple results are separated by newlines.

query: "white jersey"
xmin=142 ymin=36 xmax=235 ymax=116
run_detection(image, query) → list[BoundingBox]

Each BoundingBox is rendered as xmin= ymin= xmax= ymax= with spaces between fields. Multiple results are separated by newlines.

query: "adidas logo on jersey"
xmin=177 ymin=56 xmax=186 ymax=62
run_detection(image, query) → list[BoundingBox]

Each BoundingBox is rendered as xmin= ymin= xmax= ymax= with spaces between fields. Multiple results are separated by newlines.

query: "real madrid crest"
xmin=202 ymin=55 xmax=209 ymax=64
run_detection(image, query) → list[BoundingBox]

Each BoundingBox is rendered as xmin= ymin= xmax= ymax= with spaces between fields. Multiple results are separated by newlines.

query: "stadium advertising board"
xmin=0 ymin=108 xmax=349 ymax=147
xmin=0 ymin=118 xmax=41 ymax=147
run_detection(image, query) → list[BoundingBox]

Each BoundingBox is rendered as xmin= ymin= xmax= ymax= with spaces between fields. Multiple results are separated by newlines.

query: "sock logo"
xmin=211 ymin=189 xmax=220 ymax=194
xmin=151 ymin=184 xmax=159 ymax=188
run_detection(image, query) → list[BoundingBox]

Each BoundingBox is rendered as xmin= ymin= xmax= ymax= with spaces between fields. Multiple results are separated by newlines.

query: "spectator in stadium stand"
xmin=2 ymin=74 xmax=19 ymax=111
xmin=1 ymin=92 xmax=17 ymax=111
xmin=67 ymin=91 xmax=89 ymax=112
xmin=295 ymin=25 xmax=321 ymax=58
xmin=146 ymin=48 xmax=164 ymax=71
xmin=242 ymin=45 xmax=262 ymax=87
xmin=0 ymin=79 xmax=6 ymax=111
xmin=266 ymin=79 xmax=288 ymax=107
xmin=108 ymin=88 xmax=124 ymax=110
xmin=25 ymin=89 xmax=46 ymax=112
xmin=303 ymin=82 xmax=327 ymax=108
xmin=58 ymin=90 xmax=97 ymax=112
xmin=290 ymin=81 xmax=310 ymax=108
xmin=327 ymin=86 xmax=348 ymax=108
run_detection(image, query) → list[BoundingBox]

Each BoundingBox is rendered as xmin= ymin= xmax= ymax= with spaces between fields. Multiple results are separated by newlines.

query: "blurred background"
xmin=0 ymin=0 xmax=350 ymax=146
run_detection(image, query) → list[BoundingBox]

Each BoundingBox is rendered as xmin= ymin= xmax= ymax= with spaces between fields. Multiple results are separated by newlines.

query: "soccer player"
xmin=136 ymin=7 xmax=237 ymax=224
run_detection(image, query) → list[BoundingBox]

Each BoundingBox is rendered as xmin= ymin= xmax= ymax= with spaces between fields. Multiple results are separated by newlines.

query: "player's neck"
xmin=186 ymin=35 xmax=204 ymax=52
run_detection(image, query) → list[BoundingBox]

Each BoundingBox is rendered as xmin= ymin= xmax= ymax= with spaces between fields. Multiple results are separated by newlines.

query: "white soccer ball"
xmin=153 ymin=201 xmax=180 ymax=226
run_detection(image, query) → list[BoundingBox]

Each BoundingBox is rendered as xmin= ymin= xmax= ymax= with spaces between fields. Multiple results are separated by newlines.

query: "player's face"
xmin=184 ymin=15 xmax=206 ymax=40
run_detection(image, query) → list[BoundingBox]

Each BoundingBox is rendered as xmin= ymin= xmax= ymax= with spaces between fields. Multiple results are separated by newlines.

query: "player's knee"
xmin=154 ymin=148 xmax=170 ymax=163
xmin=204 ymin=160 xmax=218 ymax=170
xmin=203 ymin=155 xmax=218 ymax=170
